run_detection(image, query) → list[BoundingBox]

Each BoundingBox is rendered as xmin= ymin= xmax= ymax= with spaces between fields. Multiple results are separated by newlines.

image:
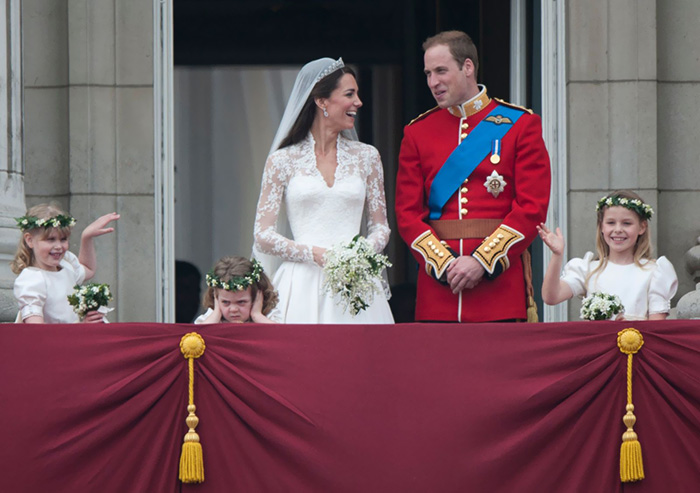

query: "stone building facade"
xmin=2 ymin=0 xmax=699 ymax=322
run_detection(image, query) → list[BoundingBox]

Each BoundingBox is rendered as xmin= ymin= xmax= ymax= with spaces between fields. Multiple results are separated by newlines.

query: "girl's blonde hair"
xmin=202 ymin=256 xmax=278 ymax=317
xmin=11 ymin=203 xmax=73 ymax=275
xmin=588 ymin=190 xmax=654 ymax=282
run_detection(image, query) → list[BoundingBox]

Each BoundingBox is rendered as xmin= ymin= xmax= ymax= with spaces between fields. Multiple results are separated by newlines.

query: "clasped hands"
xmin=445 ymin=255 xmax=485 ymax=294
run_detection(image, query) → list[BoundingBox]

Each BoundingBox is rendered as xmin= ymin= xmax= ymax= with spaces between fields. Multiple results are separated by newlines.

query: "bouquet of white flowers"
xmin=580 ymin=292 xmax=624 ymax=321
xmin=67 ymin=282 xmax=113 ymax=318
xmin=323 ymin=235 xmax=392 ymax=316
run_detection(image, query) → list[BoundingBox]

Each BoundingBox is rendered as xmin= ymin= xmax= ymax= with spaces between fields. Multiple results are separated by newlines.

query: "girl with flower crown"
xmin=195 ymin=256 xmax=279 ymax=324
xmin=11 ymin=203 xmax=120 ymax=323
xmin=537 ymin=190 xmax=678 ymax=320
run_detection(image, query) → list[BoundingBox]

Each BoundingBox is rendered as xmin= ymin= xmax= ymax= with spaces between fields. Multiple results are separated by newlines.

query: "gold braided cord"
xmin=189 ymin=357 xmax=195 ymax=406
xmin=626 ymin=354 xmax=633 ymax=405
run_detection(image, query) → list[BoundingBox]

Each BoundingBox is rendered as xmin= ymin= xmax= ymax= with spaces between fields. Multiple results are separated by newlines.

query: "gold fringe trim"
xmin=179 ymin=332 xmax=206 ymax=483
xmin=617 ymin=328 xmax=644 ymax=482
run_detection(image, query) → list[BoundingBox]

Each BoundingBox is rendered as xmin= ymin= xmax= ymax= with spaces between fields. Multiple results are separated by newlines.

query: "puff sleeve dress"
xmin=561 ymin=252 xmax=678 ymax=320
xmin=13 ymin=251 xmax=86 ymax=323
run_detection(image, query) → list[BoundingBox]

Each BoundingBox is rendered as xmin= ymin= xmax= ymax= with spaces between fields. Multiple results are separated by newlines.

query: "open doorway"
xmin=170 ymin=0 xmax=548 ymax=322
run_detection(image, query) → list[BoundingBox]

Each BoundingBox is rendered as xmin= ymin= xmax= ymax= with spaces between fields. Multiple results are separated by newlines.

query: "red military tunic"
xmin=396 ymin=87 xmax=551 ymax=322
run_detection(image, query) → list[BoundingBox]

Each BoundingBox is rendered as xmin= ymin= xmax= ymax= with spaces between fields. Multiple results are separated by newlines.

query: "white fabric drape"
xmin=174 ymin=66 xmax=299 ymax=279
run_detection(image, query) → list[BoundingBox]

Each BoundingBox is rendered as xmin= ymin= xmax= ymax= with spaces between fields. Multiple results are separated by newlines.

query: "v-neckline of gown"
xmin=309 ymin=133 xmax=342 ymax=189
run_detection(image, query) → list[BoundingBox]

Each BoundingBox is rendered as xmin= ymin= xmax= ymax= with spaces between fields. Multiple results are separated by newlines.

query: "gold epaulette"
xmin=408 ymin=106 xmax=440 ymax=126
xmin=494 ymin=98 xmax=534 ymax=115
xmin=473 ymin=224 xmax=525 ymax=275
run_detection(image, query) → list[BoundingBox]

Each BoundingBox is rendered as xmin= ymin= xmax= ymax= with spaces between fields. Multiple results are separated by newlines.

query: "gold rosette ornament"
xmin=179 ymin=332 xmax=206 ymax=483
xmin=617 ymin=328 xmax=644 ymax=483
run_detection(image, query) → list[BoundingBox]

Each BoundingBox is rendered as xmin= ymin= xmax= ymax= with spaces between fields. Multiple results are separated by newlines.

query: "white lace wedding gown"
xmin=254 ymin=134 xmax=394 ymax=324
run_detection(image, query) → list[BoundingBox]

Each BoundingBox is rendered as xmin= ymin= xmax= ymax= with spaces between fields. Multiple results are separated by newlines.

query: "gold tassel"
xmin=522 ymin=250 xmax=538 ymax=322
xmin=179 ymin=332 xmax=206 ymax=483
xmin=617 ymin=328 xmax=644 ymax=482
xmin=526 ymin=295 xmax=539 ymax=323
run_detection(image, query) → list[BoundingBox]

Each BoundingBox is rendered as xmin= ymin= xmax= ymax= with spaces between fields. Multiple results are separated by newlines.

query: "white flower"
xmin=322 ymin=235 xmax=391 ymax=316
xmin=580 ymin=292 xmax=624 ymax=321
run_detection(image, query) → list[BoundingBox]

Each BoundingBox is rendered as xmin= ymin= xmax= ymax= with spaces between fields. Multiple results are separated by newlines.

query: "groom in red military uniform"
xmin=396 ymin=31 xmax=551 ymax=322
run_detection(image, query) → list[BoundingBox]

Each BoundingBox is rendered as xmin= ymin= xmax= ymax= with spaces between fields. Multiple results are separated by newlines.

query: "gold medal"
xmin=490 ymin=154 xmax=501 ymax=165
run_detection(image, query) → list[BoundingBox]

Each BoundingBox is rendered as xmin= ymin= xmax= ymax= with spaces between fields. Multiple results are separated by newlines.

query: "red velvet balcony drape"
xmin=1 ymin=321 xmax=699 ymax=492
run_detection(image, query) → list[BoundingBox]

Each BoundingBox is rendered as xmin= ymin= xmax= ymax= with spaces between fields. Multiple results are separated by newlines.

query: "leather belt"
xmin=428 ymin=218 xmax=502 ymax=239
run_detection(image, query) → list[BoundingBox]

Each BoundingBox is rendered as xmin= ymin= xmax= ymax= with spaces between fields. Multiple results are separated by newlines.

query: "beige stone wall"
xmin=656 ymin=0 xmax=700 ymax=307
xmin=565 ymin=0 xmax=700 ymax=319
xmin=22 ymin=0 xmax=155 ymax=321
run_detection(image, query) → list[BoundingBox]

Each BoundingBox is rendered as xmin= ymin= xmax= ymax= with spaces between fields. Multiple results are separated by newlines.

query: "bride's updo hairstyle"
xmin=278 ymin=65 xmax=356 ymax=150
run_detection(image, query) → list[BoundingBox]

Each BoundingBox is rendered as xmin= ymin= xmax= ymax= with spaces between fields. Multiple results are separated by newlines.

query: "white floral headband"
xmin=596 ymin=195 xmax=653 ymax=220
xmin=206 ymin=260 xmax=264 ymax=291
xmin=16 ymin=214 xmax=76 ymax=231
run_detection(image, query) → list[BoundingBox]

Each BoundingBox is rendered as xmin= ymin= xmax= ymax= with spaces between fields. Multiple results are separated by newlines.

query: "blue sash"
xmin=428 ymin=105 xmax=524 ymax=220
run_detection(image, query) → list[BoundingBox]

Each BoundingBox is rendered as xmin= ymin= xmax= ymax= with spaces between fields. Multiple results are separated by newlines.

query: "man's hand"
xmin=446 ymin=256 xmax=485 ymax=294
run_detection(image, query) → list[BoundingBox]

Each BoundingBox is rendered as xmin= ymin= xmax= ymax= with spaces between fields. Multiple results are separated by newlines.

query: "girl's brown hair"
xmin=202 ymin=256 xmax=278 ymax=317
xmin=11 ymin=203 xmax=73 ymax=275
xmin=587 ymin=190 xmax=653 ymax=283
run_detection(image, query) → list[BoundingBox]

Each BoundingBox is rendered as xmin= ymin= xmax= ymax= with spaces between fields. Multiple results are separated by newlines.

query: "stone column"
xmin=566 ymin=0 xmax=659 ymax=319
xmin=0 ymin=0 xmax=25 ymax=321
xmin=656 ymin=0 xmax=700 ymax=303
xmin=66 ymin=0 xmax=156 ymax=321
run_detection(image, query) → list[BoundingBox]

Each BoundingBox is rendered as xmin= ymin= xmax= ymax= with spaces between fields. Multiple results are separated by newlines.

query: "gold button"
xmin=460 ymin=197 xmax=468 ymax=204
xmin=460 ymin=133 xmax=467 ymax=139
xmin=489 ymin=242 xmax=496 ymax=248
xmin=484 ymin=247 xmax=491 ymax=253
xmin=440 ymin=240 xmax=447 ymax=245
xmin=430 ymin=244 xmax=437 ymax=251
xmin=461 ymin=122 xmax=469 ymax=129
xmin=497 ymin=234 xmax=504 ymax=239
xmin=438 ymin=251 xmax=445 ymax=258
xmin=460 ymin=187 xmax=468 ymax=193
xmin=463 ymin=179 xmax=469 ymax=184
xmin=460 ymin=208 xmax=468 ymax=215
xmin=493 ymin=238 xmax=500 ymax=244
xmin=427 ymin=240 xmax=433 ymax=246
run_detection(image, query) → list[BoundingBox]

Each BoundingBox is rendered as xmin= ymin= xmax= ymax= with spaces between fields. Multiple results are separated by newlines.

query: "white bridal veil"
xmin=267 ymin=57 xmax=358 ymax=156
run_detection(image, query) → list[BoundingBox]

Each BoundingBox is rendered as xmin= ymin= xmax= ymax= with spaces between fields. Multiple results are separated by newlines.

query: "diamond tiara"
xmin=315 ymin=57 xmax=344 ymax=83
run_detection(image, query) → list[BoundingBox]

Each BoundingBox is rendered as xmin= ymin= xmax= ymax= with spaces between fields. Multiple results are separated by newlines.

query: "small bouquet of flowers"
xmin=580 ymin=292 xmax=624 ymax=321
xmin=67 ymin=282 xmax=113 ymax=319
xmin=323 ymin=235 xmax=392 ymax=316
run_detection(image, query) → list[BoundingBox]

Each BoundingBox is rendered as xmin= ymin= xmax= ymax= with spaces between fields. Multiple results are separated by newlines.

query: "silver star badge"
xmin=473 ymin=99 xmax=483 ymax=111
xmin=484 ymin=170 xmax=506 ymax=198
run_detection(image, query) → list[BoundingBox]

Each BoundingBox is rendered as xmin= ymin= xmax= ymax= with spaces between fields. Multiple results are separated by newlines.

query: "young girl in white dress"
xmin=12 ymin=203 xmax=120 ymax=323
xmin=537 ymin=190 xmax=678 ymax=320
xmin=253 ymin=57 xmax=394 ymax=324
xmin=195 ymin=256 xmax=279 ymax=324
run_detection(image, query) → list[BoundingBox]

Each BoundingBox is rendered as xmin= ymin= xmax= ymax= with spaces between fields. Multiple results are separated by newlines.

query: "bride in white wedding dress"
xmin=253 ymin=57 xmax=394 ymax=324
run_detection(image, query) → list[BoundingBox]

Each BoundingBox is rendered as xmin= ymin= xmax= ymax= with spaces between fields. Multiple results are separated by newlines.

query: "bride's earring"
xmin=322 ymin=107 xmax=329 ymax=118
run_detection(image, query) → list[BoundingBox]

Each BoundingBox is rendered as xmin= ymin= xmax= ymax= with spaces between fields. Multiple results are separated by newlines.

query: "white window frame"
xmin=154 ymin=0 xmax=175 ymax=322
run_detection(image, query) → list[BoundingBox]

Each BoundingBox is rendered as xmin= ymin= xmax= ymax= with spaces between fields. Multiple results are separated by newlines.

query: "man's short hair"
xmin=423 ymin=30 xmax=479 ymax=77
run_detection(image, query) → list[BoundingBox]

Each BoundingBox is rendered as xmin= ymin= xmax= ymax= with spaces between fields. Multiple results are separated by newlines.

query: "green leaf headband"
xmin=15 ymin=214 xmax=76 ymax=231
xmin=595 ymin=195 xmax=653 ymax=220
xmin=206 ymin=259 xmax=264 ymax=292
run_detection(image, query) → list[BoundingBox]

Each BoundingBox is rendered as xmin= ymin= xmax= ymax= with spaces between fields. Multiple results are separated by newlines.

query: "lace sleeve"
xmin=363 ymin=147 xmax=391 ymax=252
xmin=253 ymin=152 xmax=314 ymax=264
